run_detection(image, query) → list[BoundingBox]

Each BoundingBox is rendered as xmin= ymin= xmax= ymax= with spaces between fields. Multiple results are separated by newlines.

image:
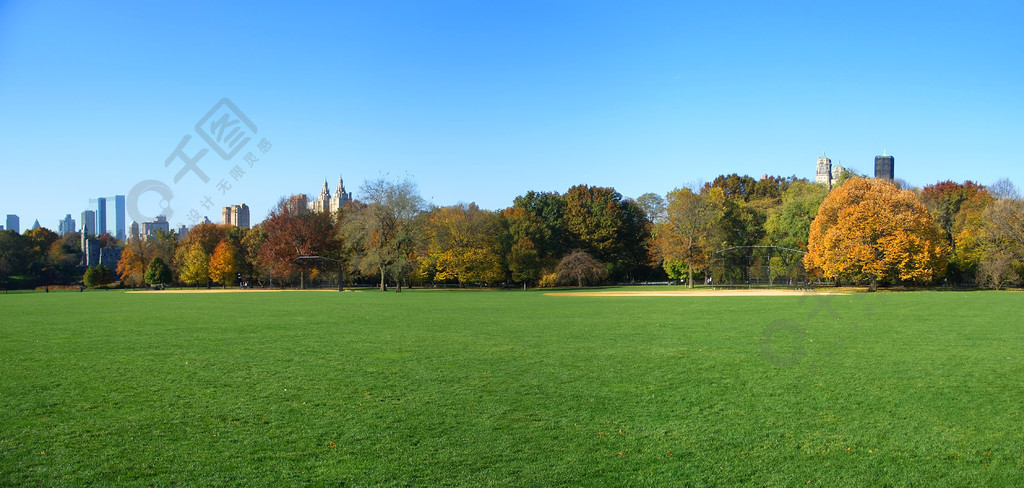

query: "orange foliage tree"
xmin=208 ymin=239 xmax=240 ymax=286
xmin=804 ymin=177 xmax=948 ymax=287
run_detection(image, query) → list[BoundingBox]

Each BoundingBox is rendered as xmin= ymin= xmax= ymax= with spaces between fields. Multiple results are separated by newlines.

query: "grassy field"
xmin=1 ymin=288 xmax=1022 ymax=486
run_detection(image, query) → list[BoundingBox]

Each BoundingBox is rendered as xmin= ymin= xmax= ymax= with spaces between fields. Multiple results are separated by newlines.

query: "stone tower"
xmin=815 ymin=155 xmax=833 ymax=189
xmin=331 ymin=175 xmax=353 ymax=211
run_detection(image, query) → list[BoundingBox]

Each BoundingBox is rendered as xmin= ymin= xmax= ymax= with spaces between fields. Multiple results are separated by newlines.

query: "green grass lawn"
xmin=1 ymin=288 xmax=1023 ymax=486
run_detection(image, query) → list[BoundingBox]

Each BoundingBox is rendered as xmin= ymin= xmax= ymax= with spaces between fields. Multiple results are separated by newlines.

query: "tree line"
xmin=1 ymin=173 xmax=1021 ymax=290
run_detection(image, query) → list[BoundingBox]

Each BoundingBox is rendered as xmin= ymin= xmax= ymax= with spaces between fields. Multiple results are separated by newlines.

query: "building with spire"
xmin=309 ymin=180 xmax=332 ymax=213
xmin=331 ymin=175 xmax=353 ymax=210
xmin=304 ymin=176 xmax=354 ymax=214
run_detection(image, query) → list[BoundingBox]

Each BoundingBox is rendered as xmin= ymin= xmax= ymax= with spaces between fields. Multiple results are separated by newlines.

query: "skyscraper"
xmin=114 ymin=195 xmax=126 ymax=240
xmin=96 ymin=197 xmax=107 ymax=235
xmin=58 ymin=214 xmax=76 ymax=235
xmin=5 ymin=214 xmax=19 ymax=233
xmin=222 ymin=204 xmax=250 ymax=229
xmin=81 ymin=210 xmax=96 ymax=236
xmin=874 ymin=153 xmax=894 ymax=180
xmin=232 ymin=204 xmax=250 ymax=229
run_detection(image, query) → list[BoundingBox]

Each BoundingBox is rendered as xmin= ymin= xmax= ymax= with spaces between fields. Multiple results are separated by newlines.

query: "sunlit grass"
xmin=1 ymin=289 xmax=1022 ymax=485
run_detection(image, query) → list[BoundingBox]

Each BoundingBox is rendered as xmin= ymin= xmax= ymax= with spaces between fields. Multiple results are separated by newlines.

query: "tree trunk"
xmin=687 ymin=266 xmax=694 ymax=289
xmin=379 ymin=266 xmax=386 ymax=291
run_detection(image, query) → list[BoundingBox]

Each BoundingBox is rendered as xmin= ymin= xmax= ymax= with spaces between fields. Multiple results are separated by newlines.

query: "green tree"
xmin=507 ymin=237 xmax=540 ymax=287
xmin=562 ymin=185 xmax=650 ymax=280
xmin=145 ymin=257 xmax=172 ymax=287
xmin=83 ymin=265 xmax=113 ymax=287
xmin=512 ymin=190 xmax=568 ymax=262
xmin=499 ymin=207 xmax=546 ymax=285
xmin=0 ymin=230 xmax=27 ymax=284
xmin=765 ymin=180 xmax=829 ymax=250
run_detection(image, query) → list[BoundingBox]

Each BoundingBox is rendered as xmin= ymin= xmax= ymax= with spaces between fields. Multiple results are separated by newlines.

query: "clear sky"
xmin=1 ymin=0 xmax=1021 ymax=231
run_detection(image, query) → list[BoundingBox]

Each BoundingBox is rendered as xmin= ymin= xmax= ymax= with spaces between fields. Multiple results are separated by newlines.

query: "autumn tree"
xmin=920 ymin=181 xmax=993 ymax=283
xmin=45 ymin=232 xmax=82 ymax=284
xmin=420 ymin=203 xmax=503 ymax=286
xmin=173 ymin=223 xmax=228 ymax=287
xmin=240 ymin=225 xmax=267 ymax=285
xmin=178 ymin=246 xmax=210 ymax=287
xmin=118 ymin=238 xmax=156 ymax=287
xmin=556 ymin=249 xmax=608 ymax=287
xmin=804 ymin=177 xmax=948 ymax=288
xmin=260 ymin=198 xmax=340 ymax=286
xmin=650 ymin=186 xmax=725 ymax=288
xmin=979 ymin=195 xmax=1024 ymax=287
xmin=208 ymin=239 xmax=240 ymax=286
xmin=343 ymin=177 xmax=423 ymax=291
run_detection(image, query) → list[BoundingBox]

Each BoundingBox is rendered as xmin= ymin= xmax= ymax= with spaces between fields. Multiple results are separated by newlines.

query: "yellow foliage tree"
xmin=178 ymin=245 xmax=210 ymax=287
xmin=208 ymin=239 xmax=239 ymax=287
xmin=421 ymin=203 xmax=504 ymax=285
xmin=804 ymin=177 xmax=948 ymax=287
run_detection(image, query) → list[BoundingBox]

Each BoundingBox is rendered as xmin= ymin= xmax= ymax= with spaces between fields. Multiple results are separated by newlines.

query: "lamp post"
xmin=293 ymin=255 xmax=344 ymax=292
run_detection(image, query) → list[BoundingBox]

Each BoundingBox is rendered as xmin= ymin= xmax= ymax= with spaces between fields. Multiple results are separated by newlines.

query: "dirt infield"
xmin=126 ymin=288 xmax=342 ymax=294
xmin=545 ymin=288 xmax=848 ymax=297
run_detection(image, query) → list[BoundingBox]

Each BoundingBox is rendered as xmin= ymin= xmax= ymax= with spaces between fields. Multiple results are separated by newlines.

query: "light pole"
xmin=293 ymin=255 xmax=344 ymax=292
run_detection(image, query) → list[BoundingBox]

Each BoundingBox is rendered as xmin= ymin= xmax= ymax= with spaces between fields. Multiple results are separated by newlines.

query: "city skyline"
xmin=1 ymin=1 xmax=1021 ymax=229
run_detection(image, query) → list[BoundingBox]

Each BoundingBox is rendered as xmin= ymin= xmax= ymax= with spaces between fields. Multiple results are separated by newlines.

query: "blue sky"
xmin=1 ymin=0 xmax=1022 ymax=230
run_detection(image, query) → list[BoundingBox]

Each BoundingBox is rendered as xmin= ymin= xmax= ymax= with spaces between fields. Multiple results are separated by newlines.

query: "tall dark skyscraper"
xmin=114 ymin=195 xmax=126 ymax=240
xmin=874 ymin=153 xmax=894 ymax=180
xmin=96 ymin=197 xmax=107 ymax=235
